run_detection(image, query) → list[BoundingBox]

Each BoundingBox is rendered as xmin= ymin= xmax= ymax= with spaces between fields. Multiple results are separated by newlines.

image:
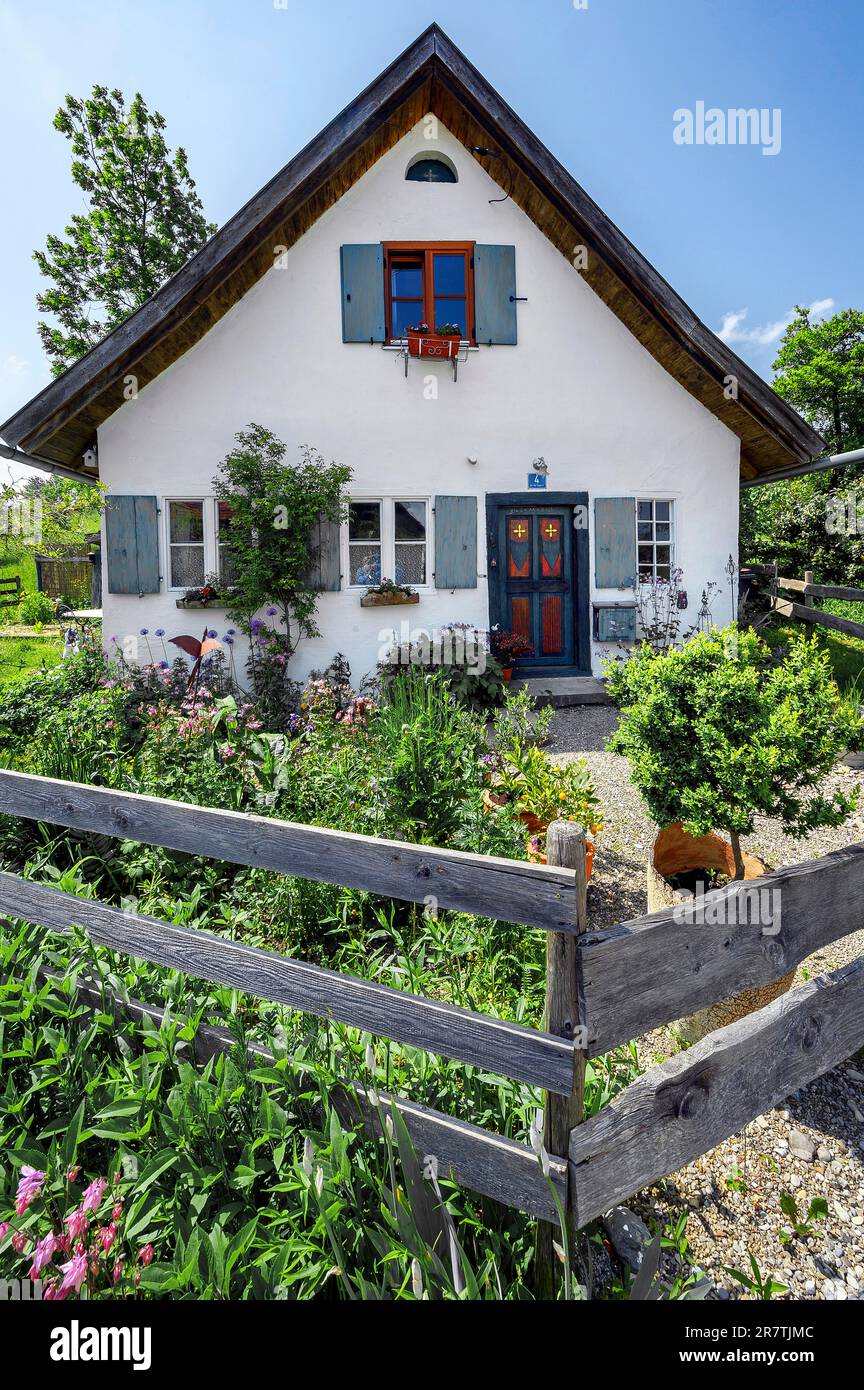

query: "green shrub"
xmin=606 ymin=625 xmax=860 ymax=876
xmin=18 ymin=591 xmax=56 ymax=625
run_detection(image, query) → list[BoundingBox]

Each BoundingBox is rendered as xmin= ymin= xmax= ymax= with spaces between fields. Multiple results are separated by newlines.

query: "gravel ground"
xmin=549 ymin=704 xmax=864 ymax=1299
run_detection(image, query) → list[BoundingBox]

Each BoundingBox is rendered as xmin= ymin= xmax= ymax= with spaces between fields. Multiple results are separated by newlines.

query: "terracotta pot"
xmin=519 ymin=809 xmax=548 ymax=837
xmin=501 ymin=667 xmax=514 ymax=683
xmin=648 ymin=823 xmax=794 ymax=1043
xmin=481 ymin=788 xmax=510 ymax=813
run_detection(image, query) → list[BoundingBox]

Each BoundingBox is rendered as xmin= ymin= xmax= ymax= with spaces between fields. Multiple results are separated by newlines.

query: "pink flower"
xmin=12 ymin=1231 xmax=29 ymax=1254
xmin=15 ymin=1165 xmax=46 ymax=1215
xmin=112 ymin=1203 xmax=123 ymax=1222
xmin=57 ymin=1252 xmax=89 ymax=1298
xmin=138 ymin=1244 xmax=154 ymax=1266
xmin=0 ymin=1222 xmax=8 ymax=1242
xmin=113 ymin=1260 xmax=123 ymax=1285
xmin=29 ymin=1233 xmax=56 ymax=1278
xmin=42 ymin=1280 xmax=60 ymax=1300
xmin=66 ymin=1166 xmax=80 ymax=1183
xmin=99 ymin=1223 xmax=117 ymax=1253
xmin=65 ymin=1207 xmax=89 ymax=1240
xmin=81 ymin=1177 xmax=106 ymax=1213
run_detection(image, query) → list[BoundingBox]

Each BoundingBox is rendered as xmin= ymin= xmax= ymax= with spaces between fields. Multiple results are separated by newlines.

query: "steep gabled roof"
xmin=1 ymin=23 xmax=824 ymax=477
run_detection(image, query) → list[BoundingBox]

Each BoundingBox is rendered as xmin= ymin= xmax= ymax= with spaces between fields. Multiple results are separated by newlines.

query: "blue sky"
xmin=1 ymin=0 xmax=861 ymax=459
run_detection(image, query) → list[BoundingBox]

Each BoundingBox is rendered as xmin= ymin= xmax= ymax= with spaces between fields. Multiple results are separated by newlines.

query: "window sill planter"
xmin=406 ymin=332 xmax=462 ymax=360
xmin=360 ymin=591 xmax=420 ymax=608
xmin=175 ymin=599 xmax=226 ymax=609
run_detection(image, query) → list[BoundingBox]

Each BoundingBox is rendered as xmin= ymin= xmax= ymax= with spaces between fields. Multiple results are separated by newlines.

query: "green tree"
xmin=772 ymin=305 xmax=864 ymax=456
xmin=740 ymin=305 xmax=864 ymax=580
xmin=34 ymin=87 xmax=216 ymax=375
xmin=212 ymin=423 xmax=350 ymax=651
xmin=606 ymin=626 xmax=858 ymax=878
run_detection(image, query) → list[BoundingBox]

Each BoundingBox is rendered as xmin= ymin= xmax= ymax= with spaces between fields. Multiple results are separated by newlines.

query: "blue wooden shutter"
xmin=434 ymin=496 xmax=477 ymax=589
xmin=594 ymin=497 xmax=636 ymax=588
xmin=473 ymin=245 xmax=517 ymax=345
xmin=340 ymin=245 xmax=385 ymax=343
xmin=308 ymin=514 xmax=342 ymax=592
xmin=105 ymin=495 xmax=160 ymax=595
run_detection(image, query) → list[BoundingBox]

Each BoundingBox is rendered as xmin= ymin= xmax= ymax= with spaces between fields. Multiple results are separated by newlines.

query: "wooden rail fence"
xmin=744 ymin=562 xmax=864 ymax=641
xmin=1 ymin=768 xmax=863 ymax=1256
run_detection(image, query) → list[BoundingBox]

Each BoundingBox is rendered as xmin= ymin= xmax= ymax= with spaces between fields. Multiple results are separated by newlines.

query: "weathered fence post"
xmin=804 ymin=569 xmax=814 ymax=610
xmin=535 ymin=818 xmax=589 ymax=1297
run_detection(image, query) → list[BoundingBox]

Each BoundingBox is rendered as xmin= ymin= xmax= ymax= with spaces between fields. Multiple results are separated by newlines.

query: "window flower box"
xmin=406 ymin=324 xmax=462 ymax=360
xmin=176 ymin=599 xmax=226 ymax=609
xmin=360 ymin=590 xmax=420 ymax=608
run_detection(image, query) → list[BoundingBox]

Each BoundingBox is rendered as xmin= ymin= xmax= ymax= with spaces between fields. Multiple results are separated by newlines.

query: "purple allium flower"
xmin=159 ymin=660 xmax=170 ymax=670
xmin=110 ymin=635 xmax=118 ymax=644
xmin=222 ymin=634 xmax=234 ymax=645
xmin=249 ymin=618 xmax=263 ymax=635
xmin=139 ymin=628 xmax=149 ymax=636
xmin=155 ymin=628 xmax=165 ymax=637
xmin=266 ymin=606 xmax=278 ymax=616
xmin=207 ymin=629 xmax=217 ymax=639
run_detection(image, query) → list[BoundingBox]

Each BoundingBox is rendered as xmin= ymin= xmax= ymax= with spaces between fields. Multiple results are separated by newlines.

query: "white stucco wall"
xmin=97 ymin=119 xmax=740 ymax=685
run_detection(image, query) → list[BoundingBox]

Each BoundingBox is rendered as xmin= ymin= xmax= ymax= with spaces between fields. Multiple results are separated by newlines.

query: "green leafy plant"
xmin=778 ymin=1192 xmax=828 ymax=1245
xmin=607 ymin=625 xmax=860 ymax=877
xmin=18 ymin=591 xmax=57 ymax=626
xmin=723 ymin=1253 xmax=788 ymax=1300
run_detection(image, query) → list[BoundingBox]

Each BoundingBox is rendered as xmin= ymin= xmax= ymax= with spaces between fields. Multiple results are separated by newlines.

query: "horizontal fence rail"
xmin=578 ymin=844 xmax=864 ymax=1055
xmin=0 ymin=770 xmax=578 ymax=933
xmin=772 ymin=595 xmax=864 ymax=642
xmin=28 ymin=970 xmax=566 ymax=1223
xmin=569 ymin=955 xmax=864 ymax=1227
xmin=0 ymin=873 xmax=575 ymax=1095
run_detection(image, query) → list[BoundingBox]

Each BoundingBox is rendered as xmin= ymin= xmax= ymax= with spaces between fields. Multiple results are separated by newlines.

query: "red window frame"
xmin=383 ymin=242 xmax=475 ymax=343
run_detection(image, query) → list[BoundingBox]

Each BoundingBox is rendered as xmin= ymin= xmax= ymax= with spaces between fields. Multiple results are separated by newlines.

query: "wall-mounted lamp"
xmin=471 ymin=146 xmax=513 ymax=205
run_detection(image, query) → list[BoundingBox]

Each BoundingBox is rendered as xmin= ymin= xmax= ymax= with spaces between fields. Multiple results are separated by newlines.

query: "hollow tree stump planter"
xmin=647 ymin=823 xmax=794 ymax=1043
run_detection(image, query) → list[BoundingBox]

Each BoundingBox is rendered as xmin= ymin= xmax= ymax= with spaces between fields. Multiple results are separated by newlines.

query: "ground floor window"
xmin=168 ymin=500 xmax=205 ymax=588
xmin=637 ymin=499 xmax=674 ymax=581
xmin=165 ymin=498 xmax=235 ymax=590
xmin=347 ymin=498 xmax=428 ymax=587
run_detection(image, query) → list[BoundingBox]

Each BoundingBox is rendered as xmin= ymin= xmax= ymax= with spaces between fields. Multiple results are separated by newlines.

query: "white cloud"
xmin=2 ymin=354 xmax=29 ymax=375
xmin=717 ymin=297 xmax=835 ymax=347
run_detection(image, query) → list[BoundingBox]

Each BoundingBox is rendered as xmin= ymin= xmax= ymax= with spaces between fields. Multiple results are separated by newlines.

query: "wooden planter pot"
xmin=360 ymin=591 xmax=420 ymax=608
xmin=648 ymin=823 xmax=794 ymax=1043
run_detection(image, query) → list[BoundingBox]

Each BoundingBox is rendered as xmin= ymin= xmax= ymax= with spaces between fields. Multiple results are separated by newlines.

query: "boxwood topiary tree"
xmin=605 ymin=625 xmax=860 ymax=878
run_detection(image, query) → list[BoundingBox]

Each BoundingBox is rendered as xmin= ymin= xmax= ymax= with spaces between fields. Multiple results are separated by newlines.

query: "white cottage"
xmin=1 ymin=25 xmax=824 ymax=685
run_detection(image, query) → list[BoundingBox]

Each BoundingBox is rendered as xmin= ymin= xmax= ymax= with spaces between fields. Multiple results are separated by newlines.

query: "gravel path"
xmin=549 ymin=705 xmax=864 ymax=1299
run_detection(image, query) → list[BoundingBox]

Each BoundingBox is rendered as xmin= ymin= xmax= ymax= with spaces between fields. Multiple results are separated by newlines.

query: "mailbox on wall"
xmin=593 ymin=603 xmax=637 ymax=643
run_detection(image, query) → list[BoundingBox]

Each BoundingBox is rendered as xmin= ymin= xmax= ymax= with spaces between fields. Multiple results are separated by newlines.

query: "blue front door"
xmin=496 ymin=506 xmax=575 ymax=670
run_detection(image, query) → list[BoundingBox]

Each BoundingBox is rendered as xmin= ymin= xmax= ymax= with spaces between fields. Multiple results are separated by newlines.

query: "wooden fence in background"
xmin=0 ymin=768 xmax=863 ymax=1252
xmin=744 ymin=562 xmax=864 ymax=642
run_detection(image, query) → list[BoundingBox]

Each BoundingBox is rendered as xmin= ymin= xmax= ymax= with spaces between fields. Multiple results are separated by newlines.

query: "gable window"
xmin=168 ymin=500 xmax=205 ymax=588
xmin=405 ymin=156 xmax=457 ymax=183
xmin=384 ymin=243 xmax=473 ymax=341
xmin=637 ymin=499 xmax=674 ymax=581
xmin=347 ymin=498 xmax=429 ymax=587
